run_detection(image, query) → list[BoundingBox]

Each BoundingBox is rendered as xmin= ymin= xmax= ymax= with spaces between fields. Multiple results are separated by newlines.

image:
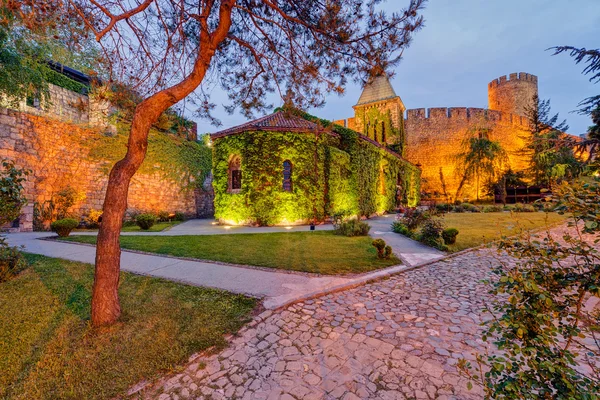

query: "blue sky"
xmin=204 ymin=0 xmax=599 ymax=136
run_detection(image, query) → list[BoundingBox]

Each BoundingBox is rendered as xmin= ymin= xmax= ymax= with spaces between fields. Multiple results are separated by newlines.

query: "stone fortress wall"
xmin=0 ymin=83 xmax=198 ymax=232
xmin=404 ymin=105 xmax=531 ymax=201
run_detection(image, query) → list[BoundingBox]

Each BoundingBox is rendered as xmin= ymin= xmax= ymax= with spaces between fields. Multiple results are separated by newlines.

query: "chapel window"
xmin=229 ymin=156 xmax=242 ymax=192
xmin=282 ymin=160 xmax=292 ymax=192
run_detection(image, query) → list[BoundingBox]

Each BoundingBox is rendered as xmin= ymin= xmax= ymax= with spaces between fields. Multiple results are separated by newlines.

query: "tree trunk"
xmin=90 ymin=0 xmax=235 ymax=326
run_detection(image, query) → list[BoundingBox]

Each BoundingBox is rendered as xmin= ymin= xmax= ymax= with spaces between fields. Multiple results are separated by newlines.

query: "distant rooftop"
xmin=355 ymin=75 xmax=398 ymax=106
xmin=211 ymin=110 xmax=328 ymax=138
xmin=47 ymin=61 xmax=92 ymax=87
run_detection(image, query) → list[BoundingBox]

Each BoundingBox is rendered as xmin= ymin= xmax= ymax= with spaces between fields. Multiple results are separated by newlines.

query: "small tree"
xmin=0 ymin=160 xmax=29 ymax=227
xmin=455 ymin=128 xmax=508 ymax=202
xmin=521 ymin=95 xmax=582 ymax=187
xmin=458 ymin=178 xmax=600 ymax=399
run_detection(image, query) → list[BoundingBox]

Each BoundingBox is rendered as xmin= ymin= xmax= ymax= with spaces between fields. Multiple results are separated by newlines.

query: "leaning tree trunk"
xmin=90 ymin=2 xmax=234 ymax=326
xmin=91 ymin=109 xmax=155 ymax=326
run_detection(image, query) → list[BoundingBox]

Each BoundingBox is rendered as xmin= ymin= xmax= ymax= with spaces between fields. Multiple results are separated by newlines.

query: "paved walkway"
xmin=143 ymin=247 xmax=496 ymax=400
xmin=4 ymin=216 xmax=443 ymax=309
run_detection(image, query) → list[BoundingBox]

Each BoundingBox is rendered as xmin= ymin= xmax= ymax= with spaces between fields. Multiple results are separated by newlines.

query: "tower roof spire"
xmin=355 ymin=75 xmax=398 ymax=106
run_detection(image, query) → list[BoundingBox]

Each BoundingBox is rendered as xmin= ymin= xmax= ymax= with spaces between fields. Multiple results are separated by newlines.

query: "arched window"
xmin=381 ymin=121 xmax=386 ymax=143
xmin=282 ymin=160 xmax=292 ymax=192
xmin=228 ymin=156 xmax=242 ymax=192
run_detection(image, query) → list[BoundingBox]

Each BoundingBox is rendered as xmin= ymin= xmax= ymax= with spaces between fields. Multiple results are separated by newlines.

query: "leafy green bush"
xmin=136 ymin=213 xmax=157 ymax=230
xmin=461 ymin=203 xmax=480 ymax=212
xmin=442 ymin=228 xmax=459 ymax=245
xmin=391 ymin=221 xmax=410 ymax=235
xmin=334 ymin=219 xmax=370 ymax=237
xmin=51 ymin=218 xmax=79 ymax=237
xmin=174 ymin=212 xmax=185 ymax=221
xmin=0 ymin=240 xmax=27 ymax=283
xmin=418 ymin=219 xmax=447 ymax=250
xmin=513 ymin=203 xmax=535 ymax=212
xmin=435 ymin=203 xmax=452 ymax=213
xmin=157 ymin=211 xmax=170 ymax=222
xmin=459 ymin=178 xmax=600 ymax=398
xmin=372 ymin=238 xmax=392 ymax=259
xmin=482 ymin=205 xmax=503 ymax=213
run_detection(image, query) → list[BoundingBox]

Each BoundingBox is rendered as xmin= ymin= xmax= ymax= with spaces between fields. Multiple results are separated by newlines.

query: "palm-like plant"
xmin=455 ymin=129 xmax=508 ymax=201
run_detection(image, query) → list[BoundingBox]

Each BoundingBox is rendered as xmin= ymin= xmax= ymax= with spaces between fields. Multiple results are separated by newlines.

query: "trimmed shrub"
xmin=372 ymin=238 xmax=390 ymax=259
xmin=482 ymin=205 xmax=503 ymax=213
xmin=435 ymin=203 xmax=452 ymax=213
xmin=384 ymin=245 xmax=393 ymax=259
xmin=0 ymin=241 xmax=27 ymax=283
xmin=136 ymin=213 xmax=157 ymax=230
xmin=461 ymin=203 xmax=480 ymax=213
xmin=513 ymin=203 xmax=535 ymax=213
xmin=442 ymin=228 xmax=459 ymax=245
xmin=51 ymin=218 xmax=79 ymax=237
xmin=174 ymin=211 xmax=185 ymax=221
xmin=452 ymin=204 xmax=465 ymax=213
xmin=334 ymin=219 xmax=371 ymax=237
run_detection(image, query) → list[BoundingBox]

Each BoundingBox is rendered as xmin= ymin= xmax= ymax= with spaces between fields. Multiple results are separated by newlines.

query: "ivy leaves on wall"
xmin=85 ymin=122 xmax=211 ymax=191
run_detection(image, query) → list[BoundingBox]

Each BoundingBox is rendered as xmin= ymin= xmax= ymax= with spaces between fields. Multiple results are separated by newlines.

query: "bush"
xmin=442 ymin=228 xmax=459 ymax=245
xmin=482 ymin=205 xmax=504 ymax=213
xmin=513 ymin=203 xmax=535 ymax=213
xmin=391 ymin=221 xmax=410 ymax=235
xmin=399 ymin=208 xmax=430 ymax=230
xmin=157 ymin=210 xmax=170 ymax=222
xmin=334 ymin=219 xmax=370 ymax=237
xmin=461 ymin=203 xmax=480 ymax=212
xmin=174 ymin=211 xmax=185 ymax=221
xmin=84 ymin=209 xmax=103 ymax=228
xmin=418 ymin=219 xmax=447 ymax=250
xmin=0 ymin=241 xmax=27 ymax=283
xmin=435 ymin=203 xmax=452 ymax=213
xmin=136 ymin=213 xmax=157 ymax=230
xmin=452 ymin=204 xmax=465 ymax=213
xmin=51 ymin=218 xmax=79 ymax=237
xmin=372 ymin=239 xmax=392 ymax=259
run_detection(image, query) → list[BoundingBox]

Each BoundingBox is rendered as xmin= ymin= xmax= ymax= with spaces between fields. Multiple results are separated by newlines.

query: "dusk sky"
xmin=206 ymin=0 xmax=599 ymax=136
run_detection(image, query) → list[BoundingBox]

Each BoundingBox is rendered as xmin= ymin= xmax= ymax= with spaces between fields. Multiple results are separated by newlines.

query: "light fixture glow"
xmin=285 ymin=226 xmax=292 ymax=230
xmin=224 ymin=226 xmax=231 ymax=230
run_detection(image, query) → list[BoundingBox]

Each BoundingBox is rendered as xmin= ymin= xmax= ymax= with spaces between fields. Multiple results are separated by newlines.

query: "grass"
xmin=442 ymin=212 xmax=568 ymax=252
xmin=0 ymin=254 xmax=256 ymax=400
xmin=76 ymin=221 xmax=181 ymax=233
xmin=61 ymin=231 xmax=401 ymax=275
xmin=121 ymin=221 xmax=181 ymax=232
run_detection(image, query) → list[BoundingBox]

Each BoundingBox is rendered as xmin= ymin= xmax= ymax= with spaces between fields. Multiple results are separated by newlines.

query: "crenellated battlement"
xmin=405 ymin=107 xmax=529 ymax=129
xmin=488 ymin=72 xmax=537 ymax=88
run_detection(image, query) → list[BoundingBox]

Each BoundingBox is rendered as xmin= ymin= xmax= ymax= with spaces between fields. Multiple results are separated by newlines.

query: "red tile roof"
xmin=211 ymin=111 xmax=329 ymax=138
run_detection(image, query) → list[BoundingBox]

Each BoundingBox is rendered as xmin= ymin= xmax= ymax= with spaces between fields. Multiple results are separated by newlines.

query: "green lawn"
xmin=442 ymin=212 xmax=568 ymax=252
xmin=121 ymin=221 xmax=181 ymax=232
xmin=76 ymin=221 xmax=181 ymax=233
xmin=0 ymin=254 xmax=256 ymax=400
xmin=61 ymin=231 xmax=401 ymax=275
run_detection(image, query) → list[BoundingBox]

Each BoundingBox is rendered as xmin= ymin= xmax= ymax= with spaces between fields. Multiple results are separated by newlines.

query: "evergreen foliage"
xmin=522 ymin=95 xmax=582 ymax=186
xmin=0 ymin=160 xmax=30 ymax=226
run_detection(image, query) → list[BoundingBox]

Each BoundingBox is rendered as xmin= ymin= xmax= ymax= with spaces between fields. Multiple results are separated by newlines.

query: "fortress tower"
xmin=488 ymin=72 xmax=538 ymax=117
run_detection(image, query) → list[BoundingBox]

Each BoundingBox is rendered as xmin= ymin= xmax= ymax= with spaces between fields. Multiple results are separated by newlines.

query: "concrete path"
xmin=368 ymin=215 xmax=446 ymax=265
xmin=4 ymin=232 xmax=406 ymax=310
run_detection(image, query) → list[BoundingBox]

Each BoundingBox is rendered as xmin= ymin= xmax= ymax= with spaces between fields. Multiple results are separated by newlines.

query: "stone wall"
xmin=0 ymin=107 xmax=197 ymax=231
xmin=404 ymin=107 xmax=531 ymax=201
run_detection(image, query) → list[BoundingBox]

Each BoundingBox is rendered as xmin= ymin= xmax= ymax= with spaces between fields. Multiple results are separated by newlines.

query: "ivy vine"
xmin=85 ymin=122 xmax=212 ymax=191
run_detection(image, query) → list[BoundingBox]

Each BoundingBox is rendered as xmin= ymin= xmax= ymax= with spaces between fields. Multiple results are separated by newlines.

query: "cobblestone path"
xmin=145 ymin=248 xmax=499 ymax=400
